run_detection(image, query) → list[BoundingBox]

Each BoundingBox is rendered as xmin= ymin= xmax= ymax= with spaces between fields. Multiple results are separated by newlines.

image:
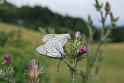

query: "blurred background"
xmin=0 ymin=0 xmax=124 ymax=83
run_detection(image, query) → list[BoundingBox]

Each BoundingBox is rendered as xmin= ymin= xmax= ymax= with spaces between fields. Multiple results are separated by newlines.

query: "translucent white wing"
xmin=36 ymin=39 xmax=64 ymax=58
xmin=42 ymin=33 xmax=71 ymax=43
xmin=36 ymin=45 xmax=46 ymax=55
xmin=51 ymin=37 xmax=68 ymax=46
xmin=42 ymin=34 xmax=56 ymax=42
xmin=44 ymin=39 xmax=64 ymax=58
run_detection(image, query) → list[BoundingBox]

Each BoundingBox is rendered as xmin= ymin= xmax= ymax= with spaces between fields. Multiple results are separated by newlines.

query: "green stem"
xmin=72 ymin=71 xmax=76 ymax=83
xmin=71 ymin=58 xmax=77 ymax=83
xmin=100 ymin=11 xmax=108 ymax=40
xmin=83 ymin=29 xmax=104 ymax=83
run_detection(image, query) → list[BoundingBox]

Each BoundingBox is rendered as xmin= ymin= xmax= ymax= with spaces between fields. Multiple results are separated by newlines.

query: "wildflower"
xmin=4 ymin=55 xmax=11 ymax=62
xmin=28 ymin=59 xmax=40 ymax=78
xmin=75 ymin=31 xmax=81 ymax=37
xmin=80 ymin=46 xmax=88 ymax=54
xmin=0 ymin=55 xmax=15 ymax=82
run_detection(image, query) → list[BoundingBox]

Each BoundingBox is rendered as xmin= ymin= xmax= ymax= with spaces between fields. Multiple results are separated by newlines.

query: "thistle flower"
xmin=1 ymin=55 xmax=11 ymax=64
xmin=75 ymin=31 xmax=81 ymax=37
xmin=28 ymin=59 xmax=40 ymax=79
xmin=4 ymin=55 xmax=11 ymax=62
xmin=0 ymin=55 xmax=15 ymax=83
xmin=80 ymin=46 xmax=88 ymax=54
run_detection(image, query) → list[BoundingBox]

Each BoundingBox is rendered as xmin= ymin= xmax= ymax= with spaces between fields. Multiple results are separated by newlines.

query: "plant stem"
xmin=72 ymin=70 xmax=76 ymax=83
xmin=100 ymin=11 xmax=108 ymax=40
xmin=71 ymin=58 xmax=77 ymax=83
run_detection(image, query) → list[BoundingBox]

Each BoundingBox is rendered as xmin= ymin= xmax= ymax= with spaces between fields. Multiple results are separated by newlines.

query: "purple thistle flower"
xmin=75 ymin=31 xmax=81 ymax=37
xmin=28 ymin=59 xmax=40 ymax=78
xmin=4 ymin=55 xmax=11 ymax=62
xmin=29 ymin=59 xmax=38 ymax=70
xmin=80 ymin=46 xmax=88 ymax=54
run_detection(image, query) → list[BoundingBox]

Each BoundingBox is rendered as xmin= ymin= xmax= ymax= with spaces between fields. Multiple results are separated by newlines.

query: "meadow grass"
xmin=0 ymin=22 xmax=41 ymax=44
xmin=0 ymin=22 xmax=124 ymax=83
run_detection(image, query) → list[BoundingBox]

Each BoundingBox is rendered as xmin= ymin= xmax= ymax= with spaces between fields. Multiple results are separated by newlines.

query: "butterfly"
xmin=42 ymin=33 xmax=71 ymax=46
xmin=36 ymin=34 xmax=71 ymax=71
xmin=36 ymin=38 xmax=65 ymax=59
xmin=36 ymin=39 xmax=65 ymax=71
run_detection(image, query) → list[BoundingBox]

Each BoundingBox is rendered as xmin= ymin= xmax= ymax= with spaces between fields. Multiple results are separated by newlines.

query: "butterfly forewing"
xmin=42 ymin=34 xmax=71 ymax=44
xmin=42 ymin=34 xmax=56 ymax=42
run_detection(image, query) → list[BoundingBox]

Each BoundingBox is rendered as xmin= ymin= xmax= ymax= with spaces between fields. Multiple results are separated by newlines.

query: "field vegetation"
xmin=0 ymin=23 xmax=124 ymax=83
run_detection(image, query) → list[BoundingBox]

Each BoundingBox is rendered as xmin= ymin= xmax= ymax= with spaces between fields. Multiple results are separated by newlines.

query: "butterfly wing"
xmin=52 ymin=33 xmax=71 ymax=46
xmin=36 ymin=39 xmax=64 ymax=58
xmin=52 ymin=37 xmax=67 ymax=46
xmin=36 ymin=45 xmax=47 ymax=55
xmin=37 ymin=33 xmax=71 ymax=58
xmin=42 ymin=34 xmax=56 ymax=42
xmin=42 ymin=34 xmax=71 ymax=43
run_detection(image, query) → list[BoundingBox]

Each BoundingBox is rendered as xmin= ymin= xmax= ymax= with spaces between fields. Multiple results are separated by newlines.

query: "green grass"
xmin=0 ymin=22 xmax=41 ymax=44
xmin=0 ymin=22 xmax=124 ymax=83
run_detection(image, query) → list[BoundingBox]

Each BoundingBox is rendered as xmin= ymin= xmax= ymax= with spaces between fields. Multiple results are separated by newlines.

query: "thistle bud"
xmin=94 ymin=0 xmax=103 ymax=11
xmin=75 ymin=31 xmax=81 ymax=37
xmin=28 ymin=59 xmax=40 ymax=78
xmin=80 ymin=46 xmax=88 ymax=54
xmin=110 ymin=12 xmax=119 ymax=27
xmin=105 ymin=2 xmax=110 ymax=14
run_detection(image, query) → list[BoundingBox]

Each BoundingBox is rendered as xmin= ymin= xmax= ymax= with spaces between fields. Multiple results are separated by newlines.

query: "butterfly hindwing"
xmin=36 ymin=45 xmax=46 ymax=55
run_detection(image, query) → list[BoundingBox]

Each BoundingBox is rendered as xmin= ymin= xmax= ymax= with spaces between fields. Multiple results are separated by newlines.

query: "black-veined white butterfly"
xmin=36 ymin=38 xmax=65 ymax=59
xmin=36 ymin=34 xmax=71 ymax=71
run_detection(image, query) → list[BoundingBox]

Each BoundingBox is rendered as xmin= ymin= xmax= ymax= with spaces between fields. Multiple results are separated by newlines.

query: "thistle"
xmin=80 ymin=46 xmax=88 ymax=54
xmin=75 ymin=31 xmax=81 ymax=37
xmin=0 ymin=55 xmax=15 ymax=83
xmin=63 ymin=1 xmax=118 ymax=83
xmin=26 ymin=58 xmax=44 ymax=83
xmin=80 ymin=0 xmax=119 ymax=83
xmin=3 ymin=55 xmax=11 ymax=63
xmin=64 ymin=31 xmax=88 ymax=83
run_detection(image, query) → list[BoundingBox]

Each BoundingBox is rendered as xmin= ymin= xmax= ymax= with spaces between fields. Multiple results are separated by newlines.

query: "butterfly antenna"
xmin=57 ymin=59 xmax=61 ymax=72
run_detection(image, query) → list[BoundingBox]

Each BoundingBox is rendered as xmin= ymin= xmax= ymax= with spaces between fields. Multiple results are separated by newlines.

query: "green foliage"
xmin=0 ymin=42 xmax=48 ymax=83
xmin=0 ymin=32 xmax=8 ymax=47
xmin=0 ymin=30 xmax=30 ymax=47
xmin=0 ymin=1 xmax=87 ymax=33
xmin=0 ymin=29 xmax=48 ymax=83
xmin=0 ymin=64 xmax=15 ymax=83
xmin=111 ymin=28 xmax=124 ymax=42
